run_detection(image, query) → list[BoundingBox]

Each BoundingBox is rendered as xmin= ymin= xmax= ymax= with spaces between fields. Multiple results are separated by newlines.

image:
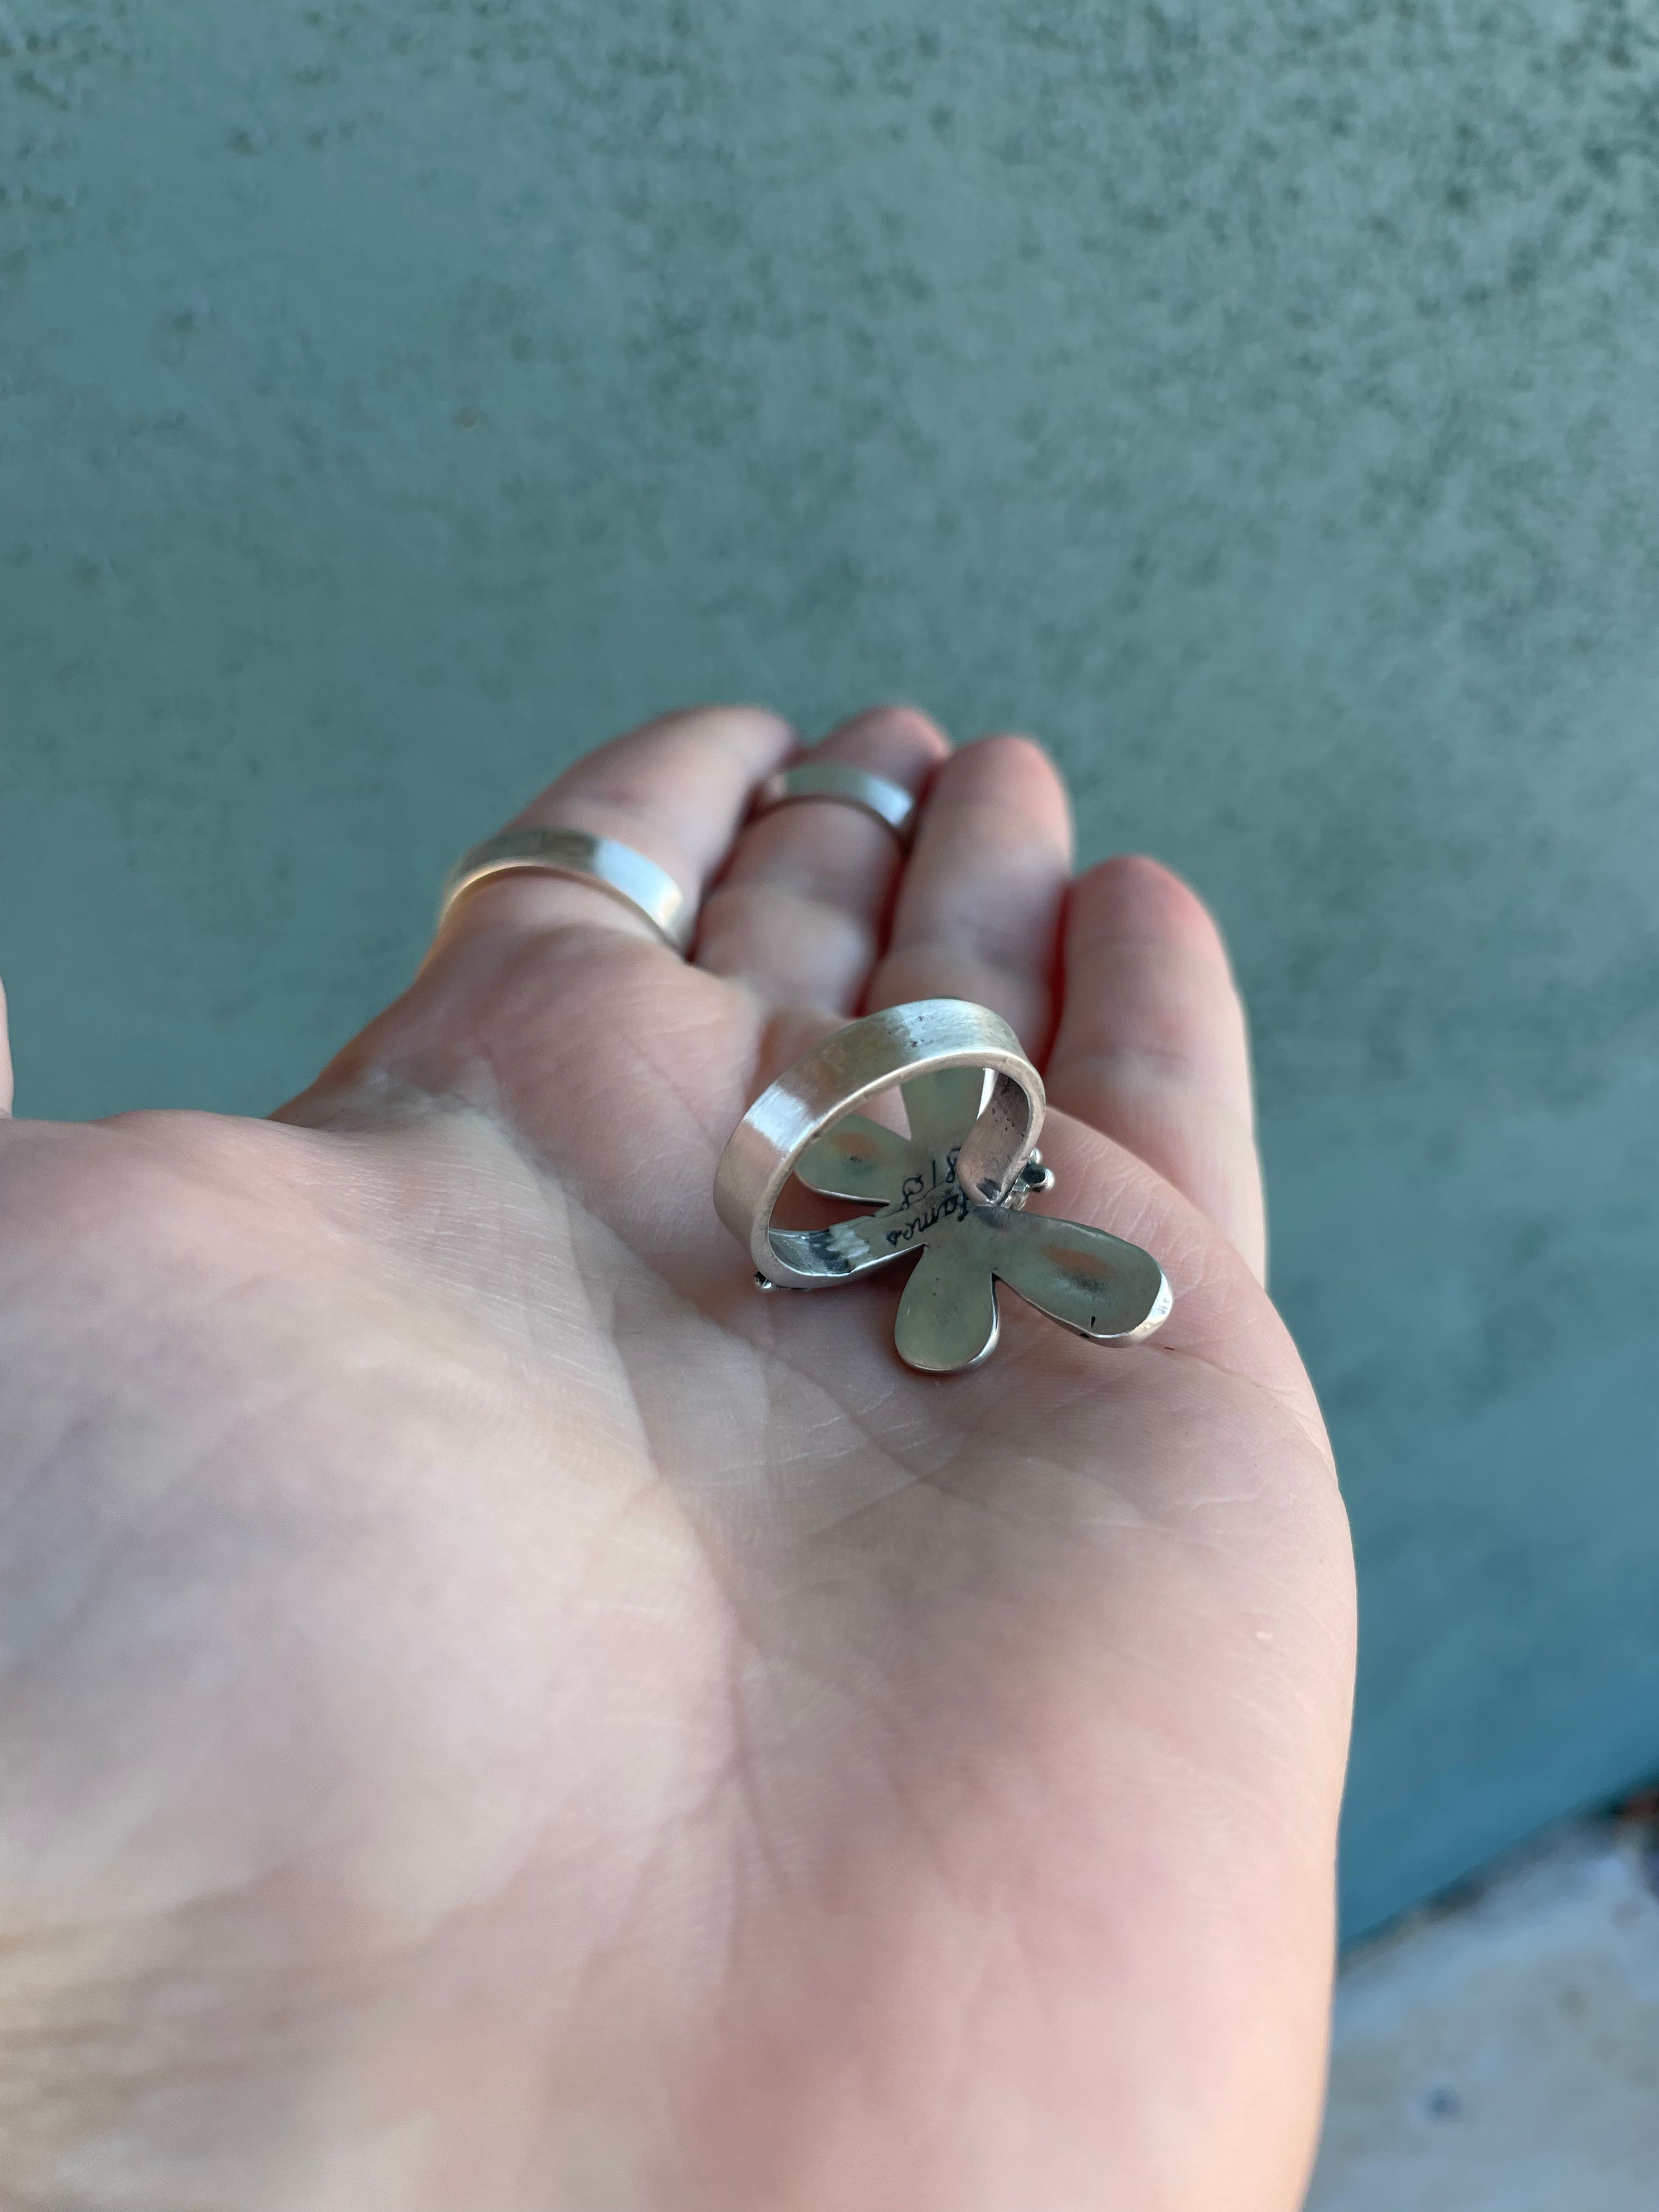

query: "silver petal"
xmin=972 ymin=1207 xmax=1172 ymax=1344
xmin=901 ymin=1065 xmax=988 ymax=1154
xmin=892 ymin=1237 xmax=1001 ymax=1373
xmin=795 ymin=1112 xmax=916 ymax=1203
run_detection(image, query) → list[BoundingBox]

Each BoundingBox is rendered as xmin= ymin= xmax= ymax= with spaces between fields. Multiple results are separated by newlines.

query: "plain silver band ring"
xmin=714 ymin=998 xmax=1045 ymax=1291
xmin=437 ymin=828 xmax=694 ymax=953
xmin=753 ymin=763 xmax=919 ymax=846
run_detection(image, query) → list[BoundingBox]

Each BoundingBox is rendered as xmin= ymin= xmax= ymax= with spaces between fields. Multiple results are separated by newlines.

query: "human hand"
xmin=0 ymin=705 xmax=1353 ymax=2210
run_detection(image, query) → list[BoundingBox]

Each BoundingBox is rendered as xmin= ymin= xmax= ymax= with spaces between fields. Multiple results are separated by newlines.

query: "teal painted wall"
xmin=4 ymin=0 xmax=1657 ymax=1937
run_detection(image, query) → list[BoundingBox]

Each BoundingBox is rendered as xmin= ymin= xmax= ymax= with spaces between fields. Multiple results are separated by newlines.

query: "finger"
xmin=433 ymin=705 xmax=795 ymax=955
xmin=865 ymin=735 xmax=1073 ymax=1057
xmin=0 ymin=979 xmax=12 ymax=1115
xmin=693 ymin=705 xmax=950 ymax=1012
xmin=1043 ymin=855 xmax=1266 ymax=1280
xmin=284 ymin=705 xmax=793 ymax=1193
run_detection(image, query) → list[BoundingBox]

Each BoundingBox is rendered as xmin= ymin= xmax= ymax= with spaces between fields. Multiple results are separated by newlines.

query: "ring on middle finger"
xmin=752 ymin=761 xmax=921 ymax=848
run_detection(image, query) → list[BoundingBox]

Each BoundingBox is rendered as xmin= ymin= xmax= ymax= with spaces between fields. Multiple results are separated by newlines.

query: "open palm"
xmin=0 ymin=706 xmax=1353 ymax=2211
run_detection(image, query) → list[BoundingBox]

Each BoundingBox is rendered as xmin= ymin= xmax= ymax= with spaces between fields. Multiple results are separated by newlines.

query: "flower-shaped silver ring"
xmin=714 ymin=1000 xmax=1172 ymax=1373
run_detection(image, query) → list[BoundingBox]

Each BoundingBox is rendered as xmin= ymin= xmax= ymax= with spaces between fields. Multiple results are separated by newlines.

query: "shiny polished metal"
xmin=437 ymin=827 xmax=694 ymax=953
xmin=753 ymin=761 xmax=919 ymax=845
xmin=714 ymin=998 xmax=1172 ymax=1373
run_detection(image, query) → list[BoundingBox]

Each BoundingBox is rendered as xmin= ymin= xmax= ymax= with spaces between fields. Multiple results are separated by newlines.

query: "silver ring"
xmin=753 ymin=762 xmax=919 ymax=846
xmin=714 ymin=1000 xmax=1043 ymax=1291
xmin=437 ymin=828 xmax=693 ymax=953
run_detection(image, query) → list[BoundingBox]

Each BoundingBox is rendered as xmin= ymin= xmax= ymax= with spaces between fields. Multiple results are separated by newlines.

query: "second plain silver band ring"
xmin=753 ymin=762 xmax=921 ymax=847
xmin=437 ymin=828 xmax=695 ymax=954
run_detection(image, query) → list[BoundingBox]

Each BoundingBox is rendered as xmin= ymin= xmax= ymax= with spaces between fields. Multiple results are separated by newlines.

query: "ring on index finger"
xmin=437 ymin=827 xmax=695 ymax=953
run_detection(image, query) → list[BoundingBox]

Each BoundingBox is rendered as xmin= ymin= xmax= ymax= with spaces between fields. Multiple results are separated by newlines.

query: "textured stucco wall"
xmin=4 ymin=0 xmax=1657 ymax=1937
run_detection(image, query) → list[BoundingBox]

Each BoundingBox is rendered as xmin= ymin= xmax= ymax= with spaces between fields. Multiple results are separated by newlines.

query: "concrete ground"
xmin=1310 ymin=1808 xmax=1659 ymax=2211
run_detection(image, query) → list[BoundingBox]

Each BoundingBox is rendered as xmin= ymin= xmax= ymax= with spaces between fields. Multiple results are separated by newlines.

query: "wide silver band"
xmin=753 ymin=762 xmax=919 ymax=846
xmin=437 ymin=828 xmax=694 ymax=953
xmin=714 ymin=999 xmax=1044 ymax=1291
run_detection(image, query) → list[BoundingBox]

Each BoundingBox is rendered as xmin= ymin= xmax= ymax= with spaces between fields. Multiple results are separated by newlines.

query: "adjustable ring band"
xmin=753 ymin=763 xmax=919 ymax=847
xmin=714 ymin=999 xmax=1045 ymax=1291
xmin=437 ymin=828 xmax=694 ymax=954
